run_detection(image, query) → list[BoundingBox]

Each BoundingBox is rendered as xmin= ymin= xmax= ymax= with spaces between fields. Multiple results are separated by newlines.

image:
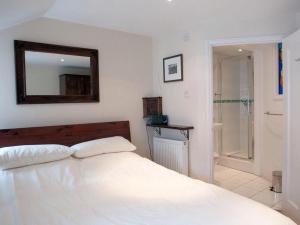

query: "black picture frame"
xmin=163 ymin=54 xmax=183 ymax=83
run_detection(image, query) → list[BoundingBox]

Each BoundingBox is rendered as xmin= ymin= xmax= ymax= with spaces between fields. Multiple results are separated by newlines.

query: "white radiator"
xmin=153 ymin=137 xmax=189 ymax=175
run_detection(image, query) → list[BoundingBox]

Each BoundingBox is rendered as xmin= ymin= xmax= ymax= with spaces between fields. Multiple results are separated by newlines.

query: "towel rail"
xmin=264 ymin=112 xmax=283 ymax=116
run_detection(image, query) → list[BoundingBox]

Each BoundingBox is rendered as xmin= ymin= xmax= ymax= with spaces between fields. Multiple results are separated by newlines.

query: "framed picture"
xmin=163 ymin=54 xmax=183 ymax=82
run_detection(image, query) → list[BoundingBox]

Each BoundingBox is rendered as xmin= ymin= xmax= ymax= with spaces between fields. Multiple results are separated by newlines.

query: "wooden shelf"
xmin=147 ymin=124 xmax=194 ymax=140
xmin=146 ymin=124 xmax=194 ymax=130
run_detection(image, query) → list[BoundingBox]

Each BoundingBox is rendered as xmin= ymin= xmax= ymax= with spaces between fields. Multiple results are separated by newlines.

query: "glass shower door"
xmin=214 ymin=54 xmax=254 ymax=160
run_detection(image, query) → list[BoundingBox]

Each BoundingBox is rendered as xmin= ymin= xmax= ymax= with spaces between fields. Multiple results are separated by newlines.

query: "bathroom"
xmin=213 ymin=43 xmax=284 ymax=210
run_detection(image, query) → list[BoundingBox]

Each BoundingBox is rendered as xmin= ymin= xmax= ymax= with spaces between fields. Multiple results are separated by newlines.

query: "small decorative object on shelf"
xmin=143 ymin=97 xmax=162 ymax=118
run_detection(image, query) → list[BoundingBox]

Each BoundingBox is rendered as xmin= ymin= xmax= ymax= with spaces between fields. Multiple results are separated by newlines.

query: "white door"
xmin=283 ymin=29 xmax=300 ymax=224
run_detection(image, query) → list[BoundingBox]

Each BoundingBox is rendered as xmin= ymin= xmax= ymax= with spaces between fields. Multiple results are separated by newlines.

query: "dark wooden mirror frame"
xmin=14 ymin=40 xmax=99 ymax=104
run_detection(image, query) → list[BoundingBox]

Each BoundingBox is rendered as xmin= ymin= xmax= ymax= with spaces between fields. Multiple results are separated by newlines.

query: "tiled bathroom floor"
xmin=214 ymin=165 xmax=282 ymax=210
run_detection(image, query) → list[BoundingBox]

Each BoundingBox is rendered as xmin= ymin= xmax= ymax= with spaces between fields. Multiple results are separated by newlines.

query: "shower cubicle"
xmin=213 ymin=52 xmax=254 ymax=161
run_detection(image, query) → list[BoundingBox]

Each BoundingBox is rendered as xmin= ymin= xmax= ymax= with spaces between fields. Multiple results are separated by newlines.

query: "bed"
xmin=0 ymin=121 xmax=296 ymax=225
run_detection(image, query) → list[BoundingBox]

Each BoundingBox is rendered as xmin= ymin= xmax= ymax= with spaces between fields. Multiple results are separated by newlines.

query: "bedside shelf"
xmin=146 ymin=124 xmax=194 ymax=139
xmin=146 ymin=124 xmax=194 ymax=130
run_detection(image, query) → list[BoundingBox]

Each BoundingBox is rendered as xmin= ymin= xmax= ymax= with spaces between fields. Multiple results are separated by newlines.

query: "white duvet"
xmin=0 ymin=152 xmax=296 ymax=225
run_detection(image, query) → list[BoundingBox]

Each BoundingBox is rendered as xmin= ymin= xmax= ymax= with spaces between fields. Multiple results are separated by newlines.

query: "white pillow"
xmin=0 ymin=144 xmax=74 ymax=170
xmin=71 ymin=136 xmax=136 ymax=159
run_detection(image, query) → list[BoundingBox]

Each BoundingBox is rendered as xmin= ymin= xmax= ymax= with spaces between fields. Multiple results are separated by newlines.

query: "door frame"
xmin=207 ymin=35 xmax=285 ymax=183
xmin=282 ymin=32 xmax=300 ymax=223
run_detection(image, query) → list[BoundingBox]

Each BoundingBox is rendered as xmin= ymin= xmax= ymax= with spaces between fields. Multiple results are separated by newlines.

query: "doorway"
xmin=208 ymin=37 xmax=285 ymax=210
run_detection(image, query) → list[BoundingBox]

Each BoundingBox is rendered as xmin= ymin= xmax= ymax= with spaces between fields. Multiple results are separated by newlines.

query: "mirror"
xmin=25 ymin=52 xmax=91 ymax=96
xmin=15 ymin=40 xmax=99 ymax=104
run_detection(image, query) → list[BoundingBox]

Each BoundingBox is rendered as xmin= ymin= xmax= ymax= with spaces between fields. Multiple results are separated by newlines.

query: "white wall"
xmin=26 ymin=64 xmax=61 ymax=95
xmin=152 ymin=20 xmax=296 ymax=180
xmin=0 ymin=18 xmax=153 ymax=157
xmin=153 ymin=37 xmax=208 ymax=180
xmin=242 ymin=44 xmax=284 ymax=180
xmin=260 ymin=44 xmax=284 ymax=181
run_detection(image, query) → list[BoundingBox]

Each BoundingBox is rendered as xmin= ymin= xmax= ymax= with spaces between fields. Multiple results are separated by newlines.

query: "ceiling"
xmin=214 ymin=43 xmax=277 ymax=57
xmin=0 ymin=0 xmax=55 ymax=30
xmin=214 ymin=46 xmax=253 ymax=58
xmin=1 ymin=0 xmax=300 ymax=37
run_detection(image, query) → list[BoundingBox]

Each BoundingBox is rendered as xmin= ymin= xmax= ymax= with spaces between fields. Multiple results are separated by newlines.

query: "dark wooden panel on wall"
xmin=0 ymin=121 xmax=131 ymax=148
xmin=60 ymin=74 xmax=91 ymax=96
xmin=143 ymin=97 xmax=162 ymax=118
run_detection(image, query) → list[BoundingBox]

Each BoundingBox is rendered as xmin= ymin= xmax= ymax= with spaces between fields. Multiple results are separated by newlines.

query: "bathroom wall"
xmin=241 ymin=44 xmax=283 ymax=180
xmin=260 ymin=44 xmax=284 ymax=181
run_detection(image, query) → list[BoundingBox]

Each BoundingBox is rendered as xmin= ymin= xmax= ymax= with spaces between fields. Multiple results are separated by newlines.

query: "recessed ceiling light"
xmin=167 ymin=0 xmax=173 ymax=2
xmin=60 ymin=58 xmax=65 ymax=62
xmin=238 ymin=49 xmax=243 ymax=52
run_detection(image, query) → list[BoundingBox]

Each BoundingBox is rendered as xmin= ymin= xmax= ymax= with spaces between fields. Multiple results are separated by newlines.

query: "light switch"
xmin=184 ymin=90 xmax=190 ymax=98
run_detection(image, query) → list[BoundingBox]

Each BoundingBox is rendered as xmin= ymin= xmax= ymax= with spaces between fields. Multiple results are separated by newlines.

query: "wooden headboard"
xmin=0 ymin=121 xmax=131 ymax=148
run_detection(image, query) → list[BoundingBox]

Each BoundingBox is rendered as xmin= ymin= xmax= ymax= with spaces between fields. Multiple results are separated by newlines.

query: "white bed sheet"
xmin=0 ymin=152 xmax=296 ymax=225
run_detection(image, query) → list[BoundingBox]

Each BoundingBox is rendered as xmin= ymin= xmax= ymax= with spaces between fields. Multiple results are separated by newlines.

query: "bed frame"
xmin=0 ymin=121 xmax=131 ymax=148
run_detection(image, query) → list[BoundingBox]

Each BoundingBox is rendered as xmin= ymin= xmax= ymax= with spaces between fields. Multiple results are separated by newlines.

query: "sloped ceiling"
xmin=1 ymin=0 xmax=300 ymax=37
xmin=0 ymin=0 xmax=55 ymax=30
xmin=45 ymin=0 xmax=300 ymax=36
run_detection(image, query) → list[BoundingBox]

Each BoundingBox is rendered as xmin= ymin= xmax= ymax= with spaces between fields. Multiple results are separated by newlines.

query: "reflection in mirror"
xmin=25 ymin=51 xmax=91 ymax=96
